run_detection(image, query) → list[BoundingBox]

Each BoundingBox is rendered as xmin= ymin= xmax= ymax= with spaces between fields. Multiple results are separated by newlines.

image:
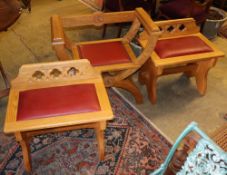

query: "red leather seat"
xmin=17 ymin=84 xmax=101 ymax=121
xmin=78 ymin=41 xmax=131 ymax=66
xmin=155 ymin=36 xmax=213 ymax=59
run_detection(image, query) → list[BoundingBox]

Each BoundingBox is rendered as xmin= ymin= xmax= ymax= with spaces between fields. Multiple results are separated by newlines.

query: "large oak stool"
xmin=138 ymin=18 xmax=224 ymax=104
xmin=4 ymin=60 xmax=113 ymax=173
xmin=51 ymin=8 xmax=161 ymax=104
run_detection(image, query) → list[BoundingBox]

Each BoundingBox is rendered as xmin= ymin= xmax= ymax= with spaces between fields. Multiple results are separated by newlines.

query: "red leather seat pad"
xmin=17 ymin=84 xmax=101 ymax=121
xmin=78 ymin=41 xmax=131 ymax=66
xmin=155 ymin=36 xmax=213 ymax=59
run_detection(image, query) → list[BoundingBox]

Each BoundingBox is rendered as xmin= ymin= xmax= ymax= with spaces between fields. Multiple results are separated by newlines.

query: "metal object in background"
xmin=202 ymin=7 xmax=227 ymax=39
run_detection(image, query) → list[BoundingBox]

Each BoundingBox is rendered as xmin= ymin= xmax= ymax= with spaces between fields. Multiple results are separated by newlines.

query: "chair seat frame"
xmin=4 ymin=60 xmax=113 ymax=173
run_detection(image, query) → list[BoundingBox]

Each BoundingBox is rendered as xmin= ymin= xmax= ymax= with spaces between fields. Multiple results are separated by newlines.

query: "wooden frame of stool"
xmin=138 ymin=18 xmax=224 ymax=104
xmin=4 ymin=60 xmax=113 ymax=173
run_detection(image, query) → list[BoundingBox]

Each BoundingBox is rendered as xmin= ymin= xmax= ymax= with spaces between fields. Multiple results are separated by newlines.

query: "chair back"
xmin=10 ymin=60 xmax=101 ymax=91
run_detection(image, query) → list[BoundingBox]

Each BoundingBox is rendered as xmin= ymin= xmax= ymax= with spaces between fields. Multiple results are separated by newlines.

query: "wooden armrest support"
xmin=51 ymin=15 xmax=65 ymax=45
xmin=135 ymin=8 xmax=159 ymax=34
xmin=51 ymin=15 xmax=72 ymax=60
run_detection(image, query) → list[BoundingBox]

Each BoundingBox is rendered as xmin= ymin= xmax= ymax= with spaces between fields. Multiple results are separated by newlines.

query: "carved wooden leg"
xmin=195 ymin=59 xmax=216 ymax=95
xmin=15 ymin=132 xmax=31 ymax=173
xmin=95 ymin=121 xmax=106 ymax=160
xmin=114 ymin=78 xmax=143 ymax=104
xmin=148 ymin=73 xmax=158 ymax=104
xmin=142 ymin=60 xmax=162 ymax=104
xmin=138 ymin=61 xmax=150 ymax=85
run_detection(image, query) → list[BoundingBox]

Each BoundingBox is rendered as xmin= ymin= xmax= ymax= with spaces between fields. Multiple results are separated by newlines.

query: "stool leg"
xmin=148 ymin=74 xmax=158 ymax=104
xmin=15 ymin=132 xmax=31 ymax=173
xmin=95 ymin=121 xmax=106 ymax=160
xmin=139 ymin=61 xmax=150 ymax=85
xmin=195 ymin=59 xmax=217 ymax=95
xmin=139 ymin=60 xmax=162 ymax=104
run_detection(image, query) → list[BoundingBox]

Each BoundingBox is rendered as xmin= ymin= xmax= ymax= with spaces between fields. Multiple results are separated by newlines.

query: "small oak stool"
xmin=138 ymin=18 xmax=224 ymax=104
xmin=4 ymin=60 xmax=113 ymax=173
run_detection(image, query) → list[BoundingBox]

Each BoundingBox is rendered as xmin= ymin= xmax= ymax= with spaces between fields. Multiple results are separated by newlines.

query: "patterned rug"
xmin=0 ymin=89 xmax=171 ymax=175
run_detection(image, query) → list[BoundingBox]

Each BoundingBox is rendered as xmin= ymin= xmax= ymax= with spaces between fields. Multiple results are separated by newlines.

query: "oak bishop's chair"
xmin=51 ymin=8 xmax=161 ymax=104
xmin=151 ymin=122 xmax=227 ymax=175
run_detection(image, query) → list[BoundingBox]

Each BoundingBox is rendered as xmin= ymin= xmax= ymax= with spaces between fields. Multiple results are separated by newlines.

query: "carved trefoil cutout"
xmin=50 ymin=68 xmax=62 ymax=78
xmin=67 ymin=67 xmax=79 ymax=76
xmin=32 ymin=71 xmax=45 ymax=80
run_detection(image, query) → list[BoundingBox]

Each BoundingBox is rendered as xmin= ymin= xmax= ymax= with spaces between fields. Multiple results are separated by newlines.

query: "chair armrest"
xmin=51 ymin=15 xmax=72 ymax=60
xmin=135 ymin=8 xmax=159 ymax=33
xmin=51 ymin=15 xmax=65 ymax=45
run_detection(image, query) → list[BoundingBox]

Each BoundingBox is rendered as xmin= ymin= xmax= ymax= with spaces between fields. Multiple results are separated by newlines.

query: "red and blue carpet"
xmin=0 ymin=89 xmax=171 ymax=175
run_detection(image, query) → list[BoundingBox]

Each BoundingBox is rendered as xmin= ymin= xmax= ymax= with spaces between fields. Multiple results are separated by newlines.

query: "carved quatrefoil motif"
xmin=167 ymin=25 xmax=175 ymax=32
xmin=179 ymin=24 xmax=186 ymax=31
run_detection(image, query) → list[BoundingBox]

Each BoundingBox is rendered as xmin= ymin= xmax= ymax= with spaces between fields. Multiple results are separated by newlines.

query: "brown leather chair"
xmin=158 ymin=0 xmax=213 ymax=28
xmin=0 ymin=62 xmax=10 ymax=98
